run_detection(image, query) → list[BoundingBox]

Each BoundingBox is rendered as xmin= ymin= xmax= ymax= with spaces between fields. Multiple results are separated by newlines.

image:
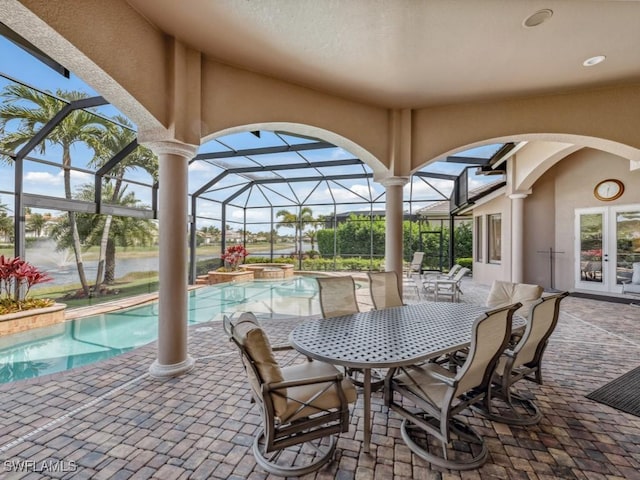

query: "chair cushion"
xmin=632 ymin=263 xmax=640 ymax=284
xmin=486 ymin=280 xmax=543 ymax=317
xmin=232 ymin=315 xmax=287 ymax=418
xmin=279 ymin=361 xmax=357 ymax=423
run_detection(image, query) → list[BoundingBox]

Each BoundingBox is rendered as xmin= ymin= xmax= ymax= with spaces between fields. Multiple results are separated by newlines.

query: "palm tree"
xmin=0 ymin=84 xmax=109 ymax=296
xmin=306 ymin=225 xmax=319 ymax=252
xmin=276 ymin=207 xmax=314 ymax=255
xmin=50 ymin=183 xmax=157 ymax=287
xmin=87 ymin=115 xmax=158 ymax=286
xmin=0 ymin=209 xmax=12 ymax=243
xmin=26 ymin=213 xmax=46 ymax=238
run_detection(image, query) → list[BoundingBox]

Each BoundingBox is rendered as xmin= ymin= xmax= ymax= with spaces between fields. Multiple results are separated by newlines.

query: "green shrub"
xmin=456 ymin=257 xmax=473 ymax=271
xmin=195 ymin=257 xmax=223 ymax=275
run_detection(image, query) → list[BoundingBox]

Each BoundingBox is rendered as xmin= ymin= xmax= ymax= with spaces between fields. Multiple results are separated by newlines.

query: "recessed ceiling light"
xmin=583 ymin=55 xmax=606 ymax=67
xmin=523 ymin=9 xmax=553 ymax=28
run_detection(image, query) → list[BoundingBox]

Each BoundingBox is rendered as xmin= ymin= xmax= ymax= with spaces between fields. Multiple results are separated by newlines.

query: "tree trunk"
xmin=95 ymin=177 xmax=122 ymax=287
xmin=68 ymin=211 xmax=90 ymax=296
xmin=105 ymin=238 xmax=116 ymax=284
xmin=63 ymin=147 xmax=90 ymax=297
xmin=94 ymin=214 xmax=112 ymax=286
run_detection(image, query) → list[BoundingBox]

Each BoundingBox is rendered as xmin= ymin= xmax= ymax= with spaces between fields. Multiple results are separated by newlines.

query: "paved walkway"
xmin=1 ymin=277 xmax=639 ymax=479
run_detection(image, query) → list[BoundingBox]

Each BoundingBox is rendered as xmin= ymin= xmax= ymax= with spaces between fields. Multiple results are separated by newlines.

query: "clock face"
xmin=594 ymin=179 xmax=624 ymax=201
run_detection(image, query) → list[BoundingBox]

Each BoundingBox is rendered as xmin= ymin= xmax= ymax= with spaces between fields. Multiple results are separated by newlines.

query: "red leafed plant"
xmin=219 ymin=245 xmax=250 ymax=272
xmin=0 ymin=255 xmax=54 ymax=315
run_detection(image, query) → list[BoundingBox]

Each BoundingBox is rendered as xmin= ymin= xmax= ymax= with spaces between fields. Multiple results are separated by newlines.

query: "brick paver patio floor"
xmin=1 ymin=277 xmax=639 ymax=479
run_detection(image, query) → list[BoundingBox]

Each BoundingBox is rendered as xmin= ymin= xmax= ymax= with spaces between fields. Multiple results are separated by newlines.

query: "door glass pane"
xmin=579 ymin=213 xmax=603 ymax=283
xmin=616 ymin=210 xmax=640 ymax=285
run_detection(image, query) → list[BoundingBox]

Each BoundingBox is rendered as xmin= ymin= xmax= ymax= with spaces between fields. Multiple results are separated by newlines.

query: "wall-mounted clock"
xmin=594 ymin=179 xmax=624 ymax=201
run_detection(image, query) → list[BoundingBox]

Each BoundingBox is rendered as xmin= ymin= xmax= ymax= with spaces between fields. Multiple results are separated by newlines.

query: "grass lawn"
xmin=33 ymin=271 xmax=160 ymax=309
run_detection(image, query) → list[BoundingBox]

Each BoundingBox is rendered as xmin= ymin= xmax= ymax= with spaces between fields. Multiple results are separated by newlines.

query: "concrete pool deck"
xmin=1 ymin=276 xmax=639 ymax=479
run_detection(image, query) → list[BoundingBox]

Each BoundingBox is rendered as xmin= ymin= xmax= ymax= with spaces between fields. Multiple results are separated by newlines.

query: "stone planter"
xmin=207 ymin=270 xmax=254 ymax=285
xmin=0 ymin=303 xmax=67 ymax=336
xmin=240 ymin=263 xmax=295 ymax=280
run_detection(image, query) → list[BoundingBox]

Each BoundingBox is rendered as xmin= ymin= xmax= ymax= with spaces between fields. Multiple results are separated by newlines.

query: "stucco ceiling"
xmin=125 ymin=0 xmax=640 ymax=108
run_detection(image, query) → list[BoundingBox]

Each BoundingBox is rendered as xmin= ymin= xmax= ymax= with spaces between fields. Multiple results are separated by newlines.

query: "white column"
xmin=381 ymin=176 xmax=409 ymax=292
xmin=146 ymin=140 xmax=197 ymax=378
xmin=509 ymin=193 xmax=528 ymax=283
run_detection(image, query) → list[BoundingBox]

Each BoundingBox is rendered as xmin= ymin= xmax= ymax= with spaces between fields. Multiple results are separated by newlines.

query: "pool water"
xmin=0 ymin=277 xmax=320 ymax=384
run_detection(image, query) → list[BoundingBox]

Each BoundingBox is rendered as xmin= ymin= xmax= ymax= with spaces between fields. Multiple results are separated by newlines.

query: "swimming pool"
xmin=0 ymin=277 xmax=321 ymax=384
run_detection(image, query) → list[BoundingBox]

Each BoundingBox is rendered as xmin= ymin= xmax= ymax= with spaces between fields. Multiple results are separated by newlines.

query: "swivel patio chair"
xmin=316 ymin=276 xmax=385 ymax=389
xmin=433 ymin=267 xmax=470 ymax=302
xmin=486 ymin=280 xmax=544 ymax=319
xmin=448 ymin=280 xmax=544 ymax=369
xmin=367 ymin=271 xmax=404 ymax=310
xmin=384 ymin=302 xmax=520 ymax=470
xmin=316 ymin=276 xmax=359 ymax=318
xmin=224 ymin=312 xmax=356 ymax=476
xmin=476 ymin=291 xmax=569 ymax=425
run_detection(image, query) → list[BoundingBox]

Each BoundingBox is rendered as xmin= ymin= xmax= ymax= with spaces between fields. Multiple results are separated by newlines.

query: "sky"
xmin=0 ymin=34 xmax=504 ymax=233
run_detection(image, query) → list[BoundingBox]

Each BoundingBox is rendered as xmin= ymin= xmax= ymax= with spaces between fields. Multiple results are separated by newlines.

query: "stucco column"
xmin=381 ymin=176 xmax=409 ymax=292
xmin=509 ymin=193 xmax=528 ymax=283
xmin=146 ymin=140 xmax=197 ymax=378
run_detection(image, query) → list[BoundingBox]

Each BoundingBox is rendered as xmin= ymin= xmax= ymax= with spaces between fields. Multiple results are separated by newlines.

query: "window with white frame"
xmin=475 ymin=216 xmax=483 ymax=262
xmin=488 ymin=213 xmax=501 ymax=263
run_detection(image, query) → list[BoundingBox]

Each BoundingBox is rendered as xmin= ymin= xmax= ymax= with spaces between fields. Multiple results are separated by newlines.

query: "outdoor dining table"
xmin=289 ymin=301 xmax=526 ymax=453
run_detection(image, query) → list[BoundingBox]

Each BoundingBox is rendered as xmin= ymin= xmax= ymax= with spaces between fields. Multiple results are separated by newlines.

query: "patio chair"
xmin=367 ymin=271 xmax=404 ymax=309
xmin=433 ymin=267 xmax=470 ymax=302
xmin=421 ymin=264 xmax=463 ymax=298
xmin=384 ymin=302 xmax=520 ymax=470
xmin=622 ymin=262 xmax=640 ymax=304
xmin=224 ymin=312 xmax=356 ymax=476
xmin=476 ymin=291 xmax=569 ymax=425
xmin=486 ymin=280 xmax=544 ymax=319
xmin=316 ymin=276 xmax=359 ymax=318
xmin=411 ymin=272 xmax=434 ymax=300
xmin=317 ymin=276 xmax=385 ymax=389
xmin=404 ymin=251 xmax=425 ymax=277
xmin=424 ymin=263 xmax=462 ymax=283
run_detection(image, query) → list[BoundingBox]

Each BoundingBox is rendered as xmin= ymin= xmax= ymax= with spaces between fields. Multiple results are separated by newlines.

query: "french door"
xmin=575 ymin=205 xmax=640 ymax=293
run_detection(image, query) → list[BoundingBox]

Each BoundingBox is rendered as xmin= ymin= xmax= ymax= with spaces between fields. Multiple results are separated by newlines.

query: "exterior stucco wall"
xmin=200 ymin=60 xmax=391 ymax=173
xmin=522 ymin=175 xmax=556 ymax=288
xmin=412 ymin=84 xmax=640 ymax=168
xmin=12 ymin=0 xmax=169 ymax=131
xmin=476 ymin=149 xmax=640 ymax=292
xmin=472 ymin=194 xmax=511 ymax=286
xmin=540 ymin=149 xmax=640 ymax=291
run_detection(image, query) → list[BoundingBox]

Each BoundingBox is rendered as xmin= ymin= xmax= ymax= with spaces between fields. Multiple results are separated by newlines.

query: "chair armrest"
xmin=266 ymin=372 xmax=345 ymax=391
xmin=272 ymin=343 xmax=314 ymax=362
xmin=272 ymin=344 xmax=294 ymax=352
xmin=426 ymin=369 xmax=457 ymax=387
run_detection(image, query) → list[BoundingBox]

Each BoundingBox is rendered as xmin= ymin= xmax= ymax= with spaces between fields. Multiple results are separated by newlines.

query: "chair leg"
xmin=473 ymin=383 xmax=543 ymax=426
xmin=400 ymin=417 xmax=488 ymax=470
xmin=253 ymin=428 xmax=338 ymax=476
